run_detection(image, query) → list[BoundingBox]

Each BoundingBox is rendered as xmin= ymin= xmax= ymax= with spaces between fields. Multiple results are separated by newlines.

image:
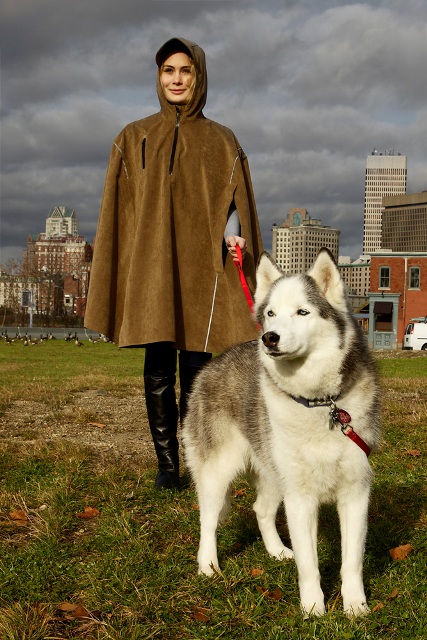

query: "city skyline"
xmin=1 ymin=0 xmax=426 ymax=265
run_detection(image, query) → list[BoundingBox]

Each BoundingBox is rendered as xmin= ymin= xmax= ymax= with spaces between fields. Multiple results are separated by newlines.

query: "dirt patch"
xmin=0 ymin=349 xmax=424 ymax=470
xmin=0 ymin=390 xmax=161 ymax=471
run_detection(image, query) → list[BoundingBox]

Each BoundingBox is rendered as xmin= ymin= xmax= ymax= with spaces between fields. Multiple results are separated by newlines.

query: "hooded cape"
xmin=85 ymin=37 xmax=263 ymax=352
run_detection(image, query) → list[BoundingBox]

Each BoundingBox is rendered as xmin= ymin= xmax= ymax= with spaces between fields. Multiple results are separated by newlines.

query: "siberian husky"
xmin=182 ymin=249 xmax=380 ymax=617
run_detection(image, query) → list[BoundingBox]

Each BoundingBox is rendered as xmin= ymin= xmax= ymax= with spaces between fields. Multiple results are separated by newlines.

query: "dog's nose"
xmin=262 ymin=331 xmax=280 ymax=348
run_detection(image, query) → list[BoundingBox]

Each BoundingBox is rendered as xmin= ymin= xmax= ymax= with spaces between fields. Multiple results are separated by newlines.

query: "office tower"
xmin=272 ymin=208 xmax=340 ymax=274
xmin=363 ymin=151 xmax=407 ymax=255
xmin=382 ymin=192 xmax=427 ymax=252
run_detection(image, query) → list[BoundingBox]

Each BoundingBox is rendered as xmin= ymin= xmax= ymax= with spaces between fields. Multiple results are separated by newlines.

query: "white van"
xmin=402 ymin=318 xmax=427 ymax=350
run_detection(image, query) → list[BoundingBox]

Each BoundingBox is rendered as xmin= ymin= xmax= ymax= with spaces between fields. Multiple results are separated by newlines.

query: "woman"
xmin=85 ymin=37 xmax=263 ymax=489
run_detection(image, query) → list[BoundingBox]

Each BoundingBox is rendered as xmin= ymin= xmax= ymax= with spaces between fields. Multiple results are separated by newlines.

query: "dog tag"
xmin=329 ymin=406 xmax=339 ymax=429
xmin=337 ymin=409 xmax=351 ymax=424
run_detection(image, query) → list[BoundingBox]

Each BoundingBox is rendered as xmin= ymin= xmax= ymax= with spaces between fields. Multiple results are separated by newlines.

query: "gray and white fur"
xmin=182 ymin=249 xmax=380 ymax=617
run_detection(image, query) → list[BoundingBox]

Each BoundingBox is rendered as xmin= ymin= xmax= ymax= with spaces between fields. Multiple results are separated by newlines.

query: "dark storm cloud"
xmin=1 ymin=0 xmax=426 ymax=264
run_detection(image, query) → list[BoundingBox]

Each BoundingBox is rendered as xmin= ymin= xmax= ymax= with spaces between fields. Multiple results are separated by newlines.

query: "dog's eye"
xmin=267 ymin=310 xmax=275 ymax=317
xmin=297 ymin=309 xmax=309 ymax=316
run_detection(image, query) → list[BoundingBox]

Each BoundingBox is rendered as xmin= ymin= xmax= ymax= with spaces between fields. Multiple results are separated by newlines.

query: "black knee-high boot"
xmin=144 ymin=374 xmax=180 ymax=490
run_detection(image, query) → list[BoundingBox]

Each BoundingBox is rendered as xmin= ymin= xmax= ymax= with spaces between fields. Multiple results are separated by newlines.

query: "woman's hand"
xmin=225 ymin=235 xmax=247 ymax=262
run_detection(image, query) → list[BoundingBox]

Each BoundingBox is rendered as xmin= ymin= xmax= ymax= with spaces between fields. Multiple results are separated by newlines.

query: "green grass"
xmin=375 ymin=354 xmax=427 ymax=379
xmin=0 ymin=341 xmax=426 ymax=638
xmin=0 ymin=339 xmax=144 ymax=412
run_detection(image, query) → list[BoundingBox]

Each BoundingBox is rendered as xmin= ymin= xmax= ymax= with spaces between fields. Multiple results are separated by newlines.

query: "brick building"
xmin=21 ymin=206 xmax=93 ymax=321
xmin=368 ymin=251 xmax=427 ymax=349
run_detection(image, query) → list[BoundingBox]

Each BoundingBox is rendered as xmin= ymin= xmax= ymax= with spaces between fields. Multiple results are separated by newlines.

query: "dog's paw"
xmin=300 ymin=584 xmax=325 ymax=617
xmin=197 ymin=562 xmax=219 ymax=577
xmin=343 ymin=600 xmax=370 ymax=617
xmin=301 ymin=601 xmax=326 ymax=618
xmin=273 ymin=545 xmax=294 ymax=561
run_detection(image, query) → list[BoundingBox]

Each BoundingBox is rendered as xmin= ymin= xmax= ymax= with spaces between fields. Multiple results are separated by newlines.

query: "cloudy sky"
xmin=1 ymin=0 xmax=426 ymax=265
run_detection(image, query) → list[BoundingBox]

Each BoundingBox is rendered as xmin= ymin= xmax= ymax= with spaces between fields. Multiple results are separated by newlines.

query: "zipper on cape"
xmin=168 ymin=107 xmax=181 ymax=175
xmin=141 ymin=137 xmax=146 ymax=169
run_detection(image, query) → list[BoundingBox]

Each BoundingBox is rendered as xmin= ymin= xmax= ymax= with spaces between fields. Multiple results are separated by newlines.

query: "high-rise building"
xmin=272 ymin=208 xmax=340 ymax=274
xmin=363 ymin=150 xmax=407 ymax=255
xmin=381 ymin=191 xmax=427 ymax=252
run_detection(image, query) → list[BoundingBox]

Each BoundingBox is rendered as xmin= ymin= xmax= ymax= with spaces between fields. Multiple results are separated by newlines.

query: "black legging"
xmin=144 ymin=342 xmax=212 ymax=378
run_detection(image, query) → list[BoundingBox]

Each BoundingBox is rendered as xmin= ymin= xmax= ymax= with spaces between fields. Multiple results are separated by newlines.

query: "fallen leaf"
xmin=73 ymin=604 xmax=91 ymax=620
xmin=193 ymin=606 xmax=209 ymax=622
xmin=255 ymin=585 xmax=282 ymax=600
xmin=389 ymin=543 xmax=413 ymax=560
xmin=250 ymin=568 xmax=265 ymax=577
xmin=56 ymin=602 xmax=99 ymax=622
xmin=57 ymin=602 xmax=78 ymax=612
xmin=9 ymin=510 xmax=28 ymax=525
xmin=87 ymin=422 xmax=107 ymax=428
xmin=402 ymin=449 xmax=421 ymax=457
xmin=75 ymin=506 xmax=100 ymax=520
xmin=372 ymin=602 xmax=385 ymax=612
xmin=91 ymin=610 xmax=102 ymax=620
xmin=388 ymin=587 xmax=399 ymax=600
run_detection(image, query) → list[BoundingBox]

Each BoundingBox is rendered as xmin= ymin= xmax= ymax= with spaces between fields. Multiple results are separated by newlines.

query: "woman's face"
xmin=160 ymin=52 xmax=195 ymax=105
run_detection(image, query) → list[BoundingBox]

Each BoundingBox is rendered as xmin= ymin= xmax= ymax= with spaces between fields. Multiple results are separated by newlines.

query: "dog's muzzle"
xmin=262 ymin=331 xmax=280 ymax=348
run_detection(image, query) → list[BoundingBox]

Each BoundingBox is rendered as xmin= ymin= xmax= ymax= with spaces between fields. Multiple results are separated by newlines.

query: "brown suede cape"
xmin=85 ymin=37 xmax=263 ymax=352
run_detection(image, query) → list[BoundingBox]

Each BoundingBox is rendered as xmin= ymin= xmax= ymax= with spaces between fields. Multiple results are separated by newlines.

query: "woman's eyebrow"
xmin=163 ymin=65 xmax=192 ymax=71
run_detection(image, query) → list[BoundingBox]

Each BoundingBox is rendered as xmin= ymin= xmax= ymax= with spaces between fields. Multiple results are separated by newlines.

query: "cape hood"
xmin=155 ymin=37 xmax=208 ymax=120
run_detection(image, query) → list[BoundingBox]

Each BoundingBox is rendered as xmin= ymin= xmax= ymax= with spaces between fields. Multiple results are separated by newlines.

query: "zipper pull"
xmin=168 ymin=107 xmax=181 ymax=175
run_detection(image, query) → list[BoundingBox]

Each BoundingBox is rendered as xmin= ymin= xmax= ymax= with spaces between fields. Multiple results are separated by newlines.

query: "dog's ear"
xmin=309 ymin=248 xmax=347 ymax=312
xmin=255 ymin=252 xmax=283 ymax=306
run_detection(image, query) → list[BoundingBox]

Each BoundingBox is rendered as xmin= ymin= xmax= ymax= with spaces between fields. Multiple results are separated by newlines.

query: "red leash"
xmin=234 ymin=245 xmax=255 ymax=314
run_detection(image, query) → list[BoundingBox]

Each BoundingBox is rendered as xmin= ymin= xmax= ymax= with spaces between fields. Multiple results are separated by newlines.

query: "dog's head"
xmin=254 ymin=249 xmax=348 ymax=360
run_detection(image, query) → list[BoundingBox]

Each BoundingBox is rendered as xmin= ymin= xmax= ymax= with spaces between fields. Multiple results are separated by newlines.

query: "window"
xmin=379 ymin=266 xmax=390 ymax=289
xmin=409 ymin=267 xmax=420 ymax=289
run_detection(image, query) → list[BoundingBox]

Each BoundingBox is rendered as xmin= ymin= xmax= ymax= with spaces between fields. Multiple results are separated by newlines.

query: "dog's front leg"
xmin=337 ymin=485 xmax=371 ymax=616
xmin=284 ymin=494 xmax=325 ymax=616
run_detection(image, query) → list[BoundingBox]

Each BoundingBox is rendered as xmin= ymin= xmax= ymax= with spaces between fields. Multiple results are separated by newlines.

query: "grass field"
xmin=0 ymin=340 xmax=426 ymax=639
